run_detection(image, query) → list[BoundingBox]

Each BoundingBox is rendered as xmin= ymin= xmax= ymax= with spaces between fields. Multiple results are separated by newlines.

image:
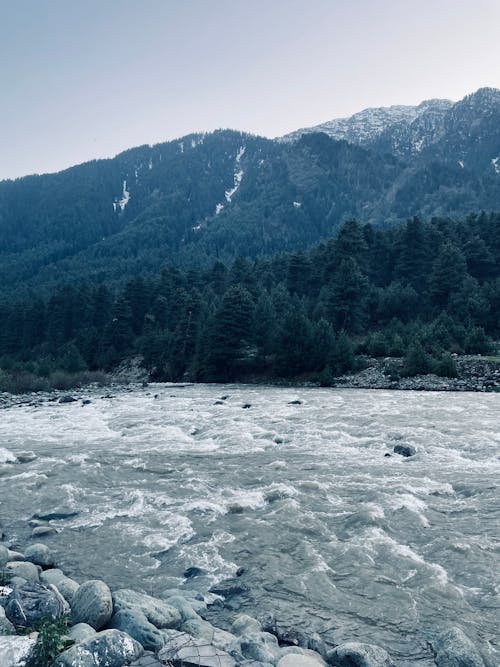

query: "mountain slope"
xmin=1 ymin=88 xmax=500 ymax=297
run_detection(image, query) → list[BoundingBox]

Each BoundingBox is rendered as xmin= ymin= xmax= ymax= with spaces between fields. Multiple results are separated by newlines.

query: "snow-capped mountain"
xmin=283 ymin=98 xmax=453 ymax=150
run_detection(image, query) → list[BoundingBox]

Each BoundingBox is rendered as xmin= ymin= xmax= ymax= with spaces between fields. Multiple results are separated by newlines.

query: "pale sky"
xmin=1 ymin=0 xmax=500 ymax=180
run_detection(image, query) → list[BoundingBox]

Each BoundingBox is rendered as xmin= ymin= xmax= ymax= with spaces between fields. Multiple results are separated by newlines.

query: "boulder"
xmin=71 ymin=580 xmax=113 ymax=630
xmin=5 ymin=561 xmax=40 ymax=583
xmin=0 ymin=636 xmax=37 ymax=667
xmin=65 ymin=622 xmax=96 ymax=644
xmin=0 ymin=606 xmax=15 ymax=635
xmin=6 ymin=550 xmax=25 ymax=561
xmin=159 ymin=630 xmax=236 ymax=667
xmin=32 ymin=511 xmax=78 ymax=521
xmin=182 ymin=617 xmax=236 ymax=651
xmin=278 ymin=653 xmax=326 ymax=667
xmin=393 ymin=444 xmax=416 ymax=457
xmin=112 ymin=588 xmax=181 ymax=629
xmin=24 ymin=543 xmax=54 ymax=569
xmin=53 ymin=629 xmax=143 ymax=667
xmin=16 ymin=451 xmax=37 ymax=463
xmin=0 ymin=545 xmax=9 ymax=568
xmin=327 ymin=642 xmax=396 ymax=667
xmin=40 ymin=568 xmax=79 ymax=603
xmin=31 ymin=526 xmax=58 ymax=538
xmin=59 ymin=395 xmax=77 ymax=404
xmin=234 ymin=632 xmax=280 ymax=664
xmin=231 ymin=614 xmax=262 ymax=636
xmin=209 ymin=578 xmax=249 ymax=599
xmin=432 ymin=627 xmax=485 ymax=667
xmin=5 ymin=582 xmax=66 ymax=629
xmin=163 ymin=595 xmax=203 ymax=621
xmin=110 ymin=609 xmax=164 ymax=651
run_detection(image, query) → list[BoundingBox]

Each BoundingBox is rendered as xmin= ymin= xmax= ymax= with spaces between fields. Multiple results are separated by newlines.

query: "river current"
xmin=0 ymin=385 xmax=498 ymax=665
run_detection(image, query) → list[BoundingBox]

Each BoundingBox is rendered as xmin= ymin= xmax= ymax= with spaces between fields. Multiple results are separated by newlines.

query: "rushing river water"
xmin=0 ymin=385 xmax=499 ymax=665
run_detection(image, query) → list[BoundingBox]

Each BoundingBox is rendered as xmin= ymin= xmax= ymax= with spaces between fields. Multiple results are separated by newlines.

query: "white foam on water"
xmin=0 ymin=447 xmax=16 ymax=463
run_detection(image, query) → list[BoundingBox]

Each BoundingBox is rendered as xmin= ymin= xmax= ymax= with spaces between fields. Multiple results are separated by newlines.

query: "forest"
xmin=0 ymin=212 xmax=498 ymax=390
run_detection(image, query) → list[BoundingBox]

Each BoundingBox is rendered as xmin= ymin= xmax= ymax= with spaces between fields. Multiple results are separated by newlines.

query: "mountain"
xmin=1 ymin=88 xmax=500 ymax=297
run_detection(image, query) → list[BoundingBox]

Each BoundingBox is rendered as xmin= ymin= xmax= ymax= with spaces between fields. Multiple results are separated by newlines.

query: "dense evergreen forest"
xmin=0 ymin=213 xmax=498 ymax=389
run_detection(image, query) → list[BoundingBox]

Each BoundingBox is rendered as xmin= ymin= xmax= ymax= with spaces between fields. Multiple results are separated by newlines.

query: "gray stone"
xmin=59 ymin=395 xmax=77 ymax=404
xmin=0 ymin=635 xmax=37 ymax=667
xmin=327 ymin=642 xmax=396 ymax=667
xmin=234 ymin=632 xmax=280 ymax=664
xmin=393 ymin=444 xmax=416 ymax=457
xmin=432 ymin=627 xmax=485 ymax=667
xmin=209 ymin=578 xmax=249 ymax=599
xmin=163 ymin=595 xmax=203 ymax=621
xmin=54 ymin=629 xmax=143 ymax=667
xmin=31 ymin=525 xmax=58 ymax=538
xmin=279 ymin=648 xmax=327 ymax=667
xmin=65 ymin=622 xmax=96 ymax=644
xmin=112 ymin=588 xmax=181 ymax=629
xmin=6 ymin=550 xmax=25 ymax=561
xmin=130 ymin=651 xmax=164 ymax=667
xmin=24 ymin=543 xmax=54 ymax=568
xmin=182 ymin=617 xmax=236 ymax=652
xmin=5 ymin=582 xmax=66 ymax=629
xmin=159 ymin=630 xmax=236 ymax=667
xmin=109 ymin=609 xmax=164 ymax=651
xmin=231 ymin=614 xmax=262 ymax=636
xmin=0 ymin=545 xmax=9 ymax=568
xmin=71 ymin=579 xmax=113 ymax=630
xmin=9 ymin=577 xmax=28 ymax=589
xmin=32 ymin=510 xmax=78 ymax=521
xmin=0 ymin=606 xmax=15 ymax=635
xmin=16 ymin=451 xmax=37 ymax=463
xmin=40 ymin=568 xmax=79 ymax=603
xmin=5 ymin=561 xmax=40 ymax=583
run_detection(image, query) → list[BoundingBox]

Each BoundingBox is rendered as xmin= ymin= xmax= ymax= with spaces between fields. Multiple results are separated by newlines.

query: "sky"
xmin=1 ymin=0 xmax=500 ymax=180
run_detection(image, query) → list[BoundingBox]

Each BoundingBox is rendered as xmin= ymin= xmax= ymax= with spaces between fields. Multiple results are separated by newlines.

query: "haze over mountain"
xmin=1 ymin=87 xmax=499 ymax=296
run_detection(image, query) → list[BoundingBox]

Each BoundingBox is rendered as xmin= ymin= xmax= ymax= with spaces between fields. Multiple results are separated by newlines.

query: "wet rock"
xmin=214 ymin=401 xmax=225 ymax=405
xmin=5 ymin=582 xmax=66 ymax=629
xmin=16 ymin=451 xmax=37 ymax=463
xmin=24 ymin=543 xmax=55 ymax=569
xmin=163 ymin=595 xmax=205 ymax=621
xmin=40 ymin=568 xmax=79 ymax=603
xmin=32 ymin=511 xmax=78 ymax=521
xmin=242 ymin=404 xmax=252 ymax=409
xmin=0 ymin=635 xmax=37 ymax=667
xmin=6 ymin=550 xmax=25 ymax=561
xmin=0 ymin=545 xmax=9 ymax=567
xmin=109 ymin=609 xmax=164 ymax=652
xmin=278 ymin=651 xmax=326 ymax=667
xmin=71 ymin=579 xmax=113 ymax=630
xmin=393 ymin=444 xmax=416 ymax=457
xmin=9 ymin=577 xmax=27 ymax=589
xmin=231 ymin=614 xmax=262 ymax=636
xmin=184 ymin=566 xmax=206 ymax=579
xmin=82 ymin=399 xmax=92 ymax=405
xmin=210 ymin=578 xmax=249 ymax=599
xmin=5 ymin=561 xmax=40 ymax=583
xmin=59 ymin=395 xmax=77 ymax=404
xmin=31 ymin=526 xmax=58 ymax=538
xmin=182 ymin=616 xmax=236 ymax=651
xmin=65 ymin=622 xmax=96 ymax=644
xmin=0 ymin=605 xmax=15 ymax=635
xmin=234 ymin=632 xmax=280 ymax=664
xmin=326 ymin=642 xmax=396 ymax=667
xmin=432 ymin=627 xmax=485 ymax=667
xmin=112 ymin=588 xmax=181 ymax=629
xmin=159 ymin=629 xmax=236 ymax=667
xmin=288 ymin=400 xmax=302 ymax=405
xmin=54 ymin=629 xmax=143 ymax=667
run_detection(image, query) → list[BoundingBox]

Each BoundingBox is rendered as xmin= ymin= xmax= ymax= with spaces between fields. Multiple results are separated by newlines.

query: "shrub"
xmin=25 ymin=616 xmax=73 ymax=667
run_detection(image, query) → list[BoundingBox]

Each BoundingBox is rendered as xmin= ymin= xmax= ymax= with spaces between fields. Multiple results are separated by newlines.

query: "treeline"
xmin=0 ymin=214 xmax=499 ymax=386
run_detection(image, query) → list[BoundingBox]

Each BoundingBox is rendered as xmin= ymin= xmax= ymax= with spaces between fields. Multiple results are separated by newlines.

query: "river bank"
xmin=0 ymin=540 xmax=491 ymax=667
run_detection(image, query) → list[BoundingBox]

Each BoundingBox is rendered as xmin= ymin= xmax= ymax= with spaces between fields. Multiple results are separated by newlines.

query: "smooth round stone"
xmin=71 ymin=580 xmax=113 ymax=630
xmin=24 ymin=543 xmax=55 ymax=568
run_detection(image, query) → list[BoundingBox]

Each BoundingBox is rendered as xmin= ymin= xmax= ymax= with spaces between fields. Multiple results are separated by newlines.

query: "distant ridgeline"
xmin=0 ymin=88 xmax=500 ymax=297
xmin=0 ymin=215 xmax=498 ymax=385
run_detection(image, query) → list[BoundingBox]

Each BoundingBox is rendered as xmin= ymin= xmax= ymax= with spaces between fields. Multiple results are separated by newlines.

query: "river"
xmin=0 ymin=385 xmax=498 ymax=665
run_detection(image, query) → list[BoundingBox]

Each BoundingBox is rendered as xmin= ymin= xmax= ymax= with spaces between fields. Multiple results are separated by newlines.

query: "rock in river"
xmin=327 ymin=642 xmax=396 ymax=667
xmin=5 ymin=582 xmax=66 ymax=629
xmin=432 ymin=627 xmax=485 ymax=667
xmin=54 ymin=629 xmax=143 ymax=667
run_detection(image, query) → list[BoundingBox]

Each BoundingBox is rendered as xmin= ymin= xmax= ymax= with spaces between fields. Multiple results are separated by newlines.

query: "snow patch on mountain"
xmin=113 ymin=180 xmax=131 ymax=212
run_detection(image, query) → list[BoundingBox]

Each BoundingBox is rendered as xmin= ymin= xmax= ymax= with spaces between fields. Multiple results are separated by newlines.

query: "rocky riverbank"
xmin=0 ymin=541 xmax=492 ymax=667
xmin=332 ymin=355 xmax=500 ymax=392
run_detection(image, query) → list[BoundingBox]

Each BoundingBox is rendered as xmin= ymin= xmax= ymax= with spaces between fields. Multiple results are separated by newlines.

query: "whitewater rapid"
xmin=0 ymin=385 xmax=498 ymax=665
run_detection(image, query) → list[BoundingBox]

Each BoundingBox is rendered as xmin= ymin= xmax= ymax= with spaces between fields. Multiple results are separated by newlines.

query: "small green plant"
xmin=24 ymin=616 xmax=74 ymax=667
